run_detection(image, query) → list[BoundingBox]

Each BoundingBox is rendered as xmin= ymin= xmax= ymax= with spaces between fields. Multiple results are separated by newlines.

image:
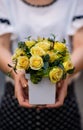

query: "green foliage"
xmin=30 ymin=68 xmax=51 ymax=83
xmin=43 ymin=62 xmax=49 ymax=69
xmin=18 ymin=42 xmax=25 ymax=48
xmin=43 ymin=54 xmax=50 ymax=62
xmin=58 ymin=62 xmax=64 ymax=69
xmin=50 ymin=59 xmax=61 ymax=67
xmin=48 ymin=34 xmax=56 ymax=43
xmin=11 ymin=34 xmax=75 ymax=84
xmin=18 ymin=41 xmax=31 ymax=57
xmin=62 ymin=39 xmax=66 ymax=44
xmin=67 ymin=67 xmax=75 ymax=74
xmin=25 ymin=36 xmax=31 ymax=41
xmin=43 ymin=68 xmax=50 ymax=77
xmin=24 ymin=46 xmax=30 ymax=55
xmin=57 ymin=50 xmax=66 ymax=56
xmin=30 ymin=69 xmax=43 ymax=84
xmin=62 ymin=72 xmax=67 ymax=80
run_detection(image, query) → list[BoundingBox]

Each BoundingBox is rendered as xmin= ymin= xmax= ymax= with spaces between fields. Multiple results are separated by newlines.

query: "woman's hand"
xmin=14 ymin=69 xmax=69 ymax=109
xmin=14 ymin=71 xmax=33 ymax=108
xmin=46 ymin=78 xmax=68 ymax=108
xmin=39 ymin=76 xmax=69 ymax=109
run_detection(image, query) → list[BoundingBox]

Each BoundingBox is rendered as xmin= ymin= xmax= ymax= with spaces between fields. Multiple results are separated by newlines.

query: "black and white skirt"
xmin=0 ymin=82 xmax=82 ymax=130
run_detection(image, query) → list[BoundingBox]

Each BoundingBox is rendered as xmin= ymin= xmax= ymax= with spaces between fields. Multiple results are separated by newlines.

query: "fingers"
xmin=55 ymin=83 xmax=67 ymax=107
xmin=15 ymin=78 xmax=32 ymax=108
xmin=45 ymin=81 xmax=68 ymax=108
xmin=14 ymin=72 xmax=32 ymax=108
xmin=53 ymin=89 xmax=67 ymax=108
xmin=57 ymin=80 xmax=63 ymax=88
xmin=20 ymin=74 xmax=28 ymax=88
xmin=16 ymin=70 xmax=28 ymax=88
xmin=15 ymin=73 xmax=68 ymax=109
xmin=45 ymin=94 xmax=66 ymax=108
xmin=37 ymin=105 xmax=47 ymax=110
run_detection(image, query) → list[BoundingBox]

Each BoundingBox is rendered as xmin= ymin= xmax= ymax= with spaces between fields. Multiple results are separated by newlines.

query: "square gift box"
xmin=26 ymin=75 xmax=56 ymax=105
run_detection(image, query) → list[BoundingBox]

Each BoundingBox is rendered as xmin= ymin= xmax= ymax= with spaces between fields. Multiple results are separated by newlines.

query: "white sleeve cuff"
xmin=67 ymin=19 xmax=83 ymax=36
xmin=0 ymin=23 xmax=14 ymax=35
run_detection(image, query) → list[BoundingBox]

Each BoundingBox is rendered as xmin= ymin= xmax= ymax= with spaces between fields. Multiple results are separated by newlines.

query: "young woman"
xmin=0 ymin=0 xmax=83 ymax=129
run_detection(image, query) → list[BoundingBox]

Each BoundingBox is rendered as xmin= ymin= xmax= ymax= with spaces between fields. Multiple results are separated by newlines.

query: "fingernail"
xmin=23 ymin=84 xmax=27 ymax=88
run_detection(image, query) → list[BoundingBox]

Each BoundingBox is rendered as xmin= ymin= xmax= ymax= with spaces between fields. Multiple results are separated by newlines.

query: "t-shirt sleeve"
xmin=0 ymin=0 xmax=14 ymax=36
xmin=67 ymin=0 xmax=83 ymax=36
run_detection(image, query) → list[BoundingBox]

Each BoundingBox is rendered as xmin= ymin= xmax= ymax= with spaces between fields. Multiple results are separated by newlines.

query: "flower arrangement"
xmin=12 ymin=35 xmax=74 ymax=84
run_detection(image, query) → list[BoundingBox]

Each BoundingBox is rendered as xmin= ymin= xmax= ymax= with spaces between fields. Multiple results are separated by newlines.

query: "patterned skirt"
xmin=0 ymin=82 xmax=82 ymax=130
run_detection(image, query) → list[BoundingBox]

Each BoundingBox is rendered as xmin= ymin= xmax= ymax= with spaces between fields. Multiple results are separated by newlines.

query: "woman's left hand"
xmin=46 ymin=79 xmax=68 ymax=108
xmin=38 ymin=76 xmax=69 ymax=109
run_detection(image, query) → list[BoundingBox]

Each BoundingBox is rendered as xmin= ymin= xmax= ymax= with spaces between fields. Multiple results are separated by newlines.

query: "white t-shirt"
xmin=0 ymin=0 xmax=83 ymax=52
xmin=0 ymin=0 xmax=83 ymax=83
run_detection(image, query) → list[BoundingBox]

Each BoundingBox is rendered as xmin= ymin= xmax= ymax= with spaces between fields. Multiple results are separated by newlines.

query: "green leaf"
xmin=18 ymin=42 xmax=25 ymax=48
xmin=62 ymin=39 xmax=66 ymax=44
xmin=58 ymin=63 xmax=64 ymax=69
xmin=29 ymin=69 xmax=44 ymax=84
xmin=48 ymin=34 xmax=56 ymax=43
xmin=52 ymin=59 xmax=61 ymax=66
xmin=30 ymin=72 xmax=42 ymax=84
xmin=18 ymin=41 xmax=30 ymax=56
xmin=48 ymin=38 xmax=55 ymax=43
xmin=31 ymin=76 xmax=42 ymax=84
xmin=43 ymin=62 xmax=49 ymax=69
xmin=26 ymin=36 xmax=31 ymax=40
xmin=25 ymin=46 xmax=30 ymax=55
xmin=43 ymin=54 xmax=50 ymax=62
xmin=57 ymin=51 xmax=66 ymax=56
xmin=51 ymin=33 xmax=56 ymax=40
xmin=43 ymin=68 xmax=50 ymax=77
xmin=67 ymin=67 xmax=75 ymax=74
xmin=62 ymin=72 xmax=67 ymax=80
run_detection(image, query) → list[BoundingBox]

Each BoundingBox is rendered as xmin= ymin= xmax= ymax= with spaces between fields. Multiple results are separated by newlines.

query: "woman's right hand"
xmin=14 ymin=71 xmax=33 ymax=108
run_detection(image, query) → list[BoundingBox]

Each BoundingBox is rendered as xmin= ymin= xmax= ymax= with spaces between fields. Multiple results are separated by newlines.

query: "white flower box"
xmin=27 ymin=75 xmax=56 ymax=105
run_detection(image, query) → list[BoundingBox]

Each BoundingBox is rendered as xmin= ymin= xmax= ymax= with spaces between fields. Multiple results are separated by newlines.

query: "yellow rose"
xmin=54 ymin=42 xmax=67 ymax=52
xmin=63 ymin=52 xmax=70 ymax=62
xmin=15 ymin=48 xmax=25 ymax=56
xmin=16 ymin=56 xmax=29 ymax=70
xmin=25 ymin=40 xmax=35 ymax=48
xmin=30 ymin=46 xmax=45 ymax=56
xmin=42 ymin=39 xmax=52 ymax=44
xmin=30 ymin=56 xmax=43 ymax=70
xmin=47 ymin=51 xmax=58 ymax=63
xmin=49 ymin=67 xmax=63 ymax=83
xmin=37 ymin=37 xmax=44 ymax=42
xmin=12 ymin=54 xmax=17 ymax=61
xmin=36 ymin=41 xmax=50 ymax=51
xmin=12 ymin=48 xmax=25 ymax=60
xmin=63 ymin=60 xmax=74 ymax=71
xmin=37 ymin=38 xmax=50 ymax=43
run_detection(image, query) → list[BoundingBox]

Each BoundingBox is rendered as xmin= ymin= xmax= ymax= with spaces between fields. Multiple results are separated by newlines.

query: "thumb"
xmin=20 ymin=74 xmax=28 ymax=88
xmin=16 ymin=70 xmax=28 ymax=88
